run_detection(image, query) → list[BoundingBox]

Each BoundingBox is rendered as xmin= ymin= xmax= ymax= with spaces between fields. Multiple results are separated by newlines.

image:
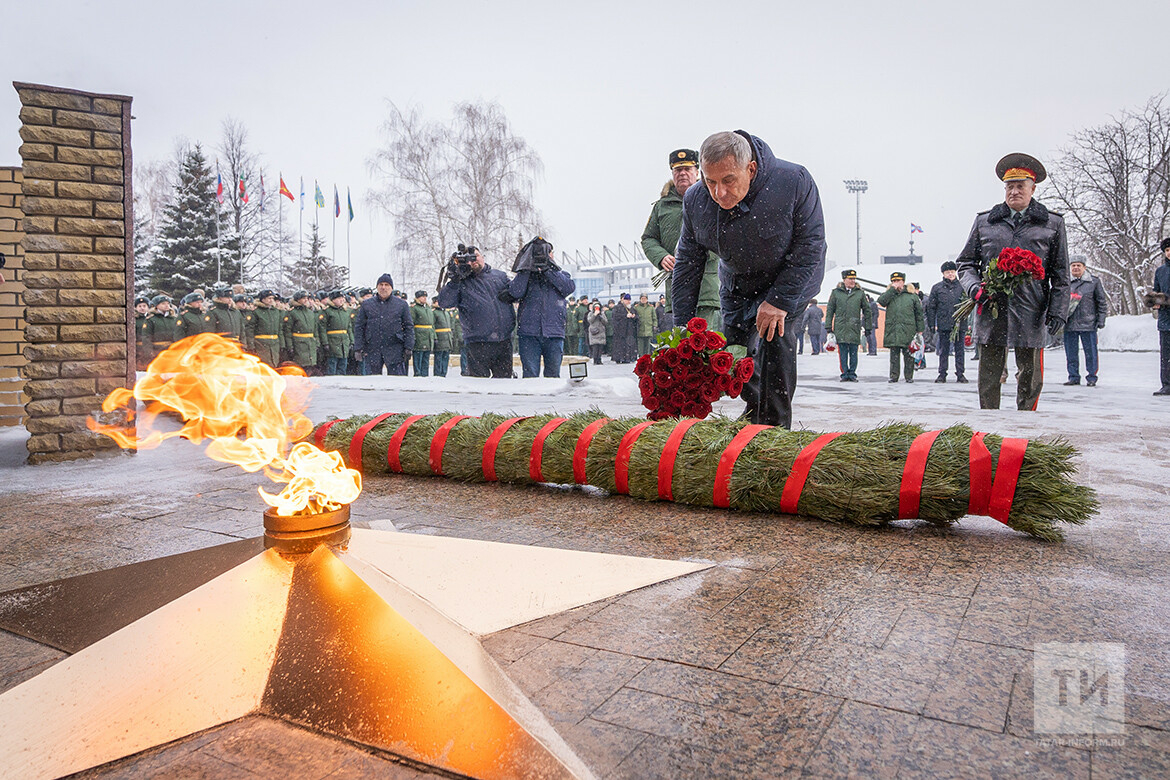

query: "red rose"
xmin=639 ymin=376 xmax=653 ymax=393
xmin=644 ymin=395 xmax=661 ymax=410
xmin=719 ymin=374 xmax=733 ymax=392
xmin=688 ymin=333 xmax=706 ymax=351
xmin=705 ymin=331 xmax=726 ymax=350
xmin=677 ymin=340 xmax=694 ymax=359
xmin=653 ymin=355 xmax=671 ymax=373
xmin=687 ymin=317 xmax=708 ymax=333
xmin=670 ymin=390 xmax=688 ymax=409
xmin=709 ymin=350 xmax=734 ymax=374
xmin=735 ymin=357 xmax=754 ymax=381
xmin=635 ymin=354 xmax=653 ymax=376
xmin=703 ymin=383 xmax=722 ymax=403
xmin=657 ymin=371 xmax=676 ymax=389
xmin=696 ymin=401 xmax=712 ymax=419
xmin=729 ymin=378 xmax=744 ymax=398
xmin=664 ymin=348 xmax=682 ymax=367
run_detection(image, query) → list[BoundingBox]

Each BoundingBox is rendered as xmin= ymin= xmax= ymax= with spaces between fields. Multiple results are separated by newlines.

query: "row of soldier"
xmin=134 ymin=286 xmax=464 ymax=377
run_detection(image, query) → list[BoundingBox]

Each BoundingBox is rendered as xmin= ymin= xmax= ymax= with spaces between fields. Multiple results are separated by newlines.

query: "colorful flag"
xmin=333 ymin=185 xmax=340 ymax=218
xmin=239 ymin=175 xmax=249 ymax=205
xmin=910 ymin=223 xmax=924 ymax=233
xmin=300 ymin=177 xmax=305 ymax=211
xmin=314 ymin=181 xmax=324 ymax=209
xmin=259 ymin=174 xmax=266 ymax=212
xmin=279 ymin=176 xmax=294 ymax=202
xmin=216 ymin=169 xmax=224 ymax=204
xmin=347 ymin=187 xmax=354 ymax=222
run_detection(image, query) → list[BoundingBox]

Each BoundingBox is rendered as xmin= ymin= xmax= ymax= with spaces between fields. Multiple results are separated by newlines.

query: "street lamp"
xmin=843 ymin=180 xmax=868 ymax=265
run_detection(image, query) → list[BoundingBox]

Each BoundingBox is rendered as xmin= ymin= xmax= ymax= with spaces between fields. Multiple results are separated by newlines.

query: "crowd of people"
xmin=131 ymin=138 xmax=1170 ymax=413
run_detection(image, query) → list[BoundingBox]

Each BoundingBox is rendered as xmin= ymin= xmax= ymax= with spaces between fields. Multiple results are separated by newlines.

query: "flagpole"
xmin=215 ymin=160 xmax=222 ymax=284
xmin=347 ymin=191 xmax=351 ymax=280
xmin=332 ymin=186 xmax=336 ymax=289
xmin=299 ymin=177 xmax=304 ymax=294
xmin=278 ymin=172 xmax=283 ymax=294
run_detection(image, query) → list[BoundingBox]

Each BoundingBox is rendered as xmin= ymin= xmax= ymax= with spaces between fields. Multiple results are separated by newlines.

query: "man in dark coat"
xmin=865 ymin=298 xmax=880 ymax=356
xmin=804 ymin=300 xmax=825 ymax=355
xmin=956 ymin=153 xmax=1070 ymax=410
xmin=925 ymin=261 xmax=969 ymax=383
xmin=436 ymin=247 xmax=516 ymax=378
xmin=672 ymin=131 xmax=826 ymax=428
xmin=354 ymin=273 xmax=414 ymax=376
xmin=611 ymin=293 xmax=638 ymax=363
xmin=1155 ymin=238 xmax=1170 ymax=396
xmin=1062 ymin=260 xmax=1109 ymax=386
xmin=501 ymin=239 xmax=576 ymax=378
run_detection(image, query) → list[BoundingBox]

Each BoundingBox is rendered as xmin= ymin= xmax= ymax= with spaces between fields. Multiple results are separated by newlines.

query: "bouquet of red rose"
xmin=635 ymin=317 xmax=754 ymax=420
xmin=954 ymin=246 xmax=1046 ymax=325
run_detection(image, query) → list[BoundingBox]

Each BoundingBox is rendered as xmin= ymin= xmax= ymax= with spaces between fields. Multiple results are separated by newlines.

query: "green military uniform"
xmin=877 ymin=277 xmax=926 ymax=382
xmin=321 ymin=303 xmax=354 ymax=360
xmin=249 ymin=304 xmax=286 ymax=367
xmin=143 ymin=311 xmax=179 ymax=363
xmin=283 ymin=303 xmax=325 ymax=368
xmin=241 ymin=310 xmax=255 ymax=351
xmin=410 ymin=301 xmax=435 ymax=350
xmin=641 ymin=178 xmax=722 ymax=330
xmin=432 ymin=307 xmax=452 ymax=377
xmin=450 ymin=309 xmax=463 ymax=374
xmin=177 ymin=306 xmax=213 ymax=339
xmin=135 ymin=312 xmax=150 ymax=369
xmin=633 ymin=301 xmax=657 ymax=356
xmin=825 ymin=283 xmax=874 ymax=345
xmin=564 ymin=301 xmax=580 ymax=355
xmin=208 ymin=301 xmax=245 ymax=344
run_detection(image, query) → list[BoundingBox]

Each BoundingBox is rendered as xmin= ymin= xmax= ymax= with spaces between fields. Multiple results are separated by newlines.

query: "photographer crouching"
xmin=436 ymin=244 xmax=516 ymax=378
xmin=498 ymin=237 xmax=576 ymax=378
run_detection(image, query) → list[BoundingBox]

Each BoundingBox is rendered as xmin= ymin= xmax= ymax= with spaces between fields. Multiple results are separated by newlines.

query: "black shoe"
xmin=1087 ymin=380 xmax=1097 ymax=387
xmin=1063 ymin=380 xmax=1080 ymax=386
xmin=905 ymin=378 xmax=914 ymax=383
xmin=888 ymin=378 xmax=898 ymax=383
xmin=1155 ymin=387 xmax=1170 ymax=396
xmin=847 ymin=376 xmax=859 ymax=382
xmin=840 ymin=377 xmax=849 ymax=382
xmin=956 ymin=376 xmax=969 ymax=383
xmin=935 ymin=376 xmax=946 ymax=383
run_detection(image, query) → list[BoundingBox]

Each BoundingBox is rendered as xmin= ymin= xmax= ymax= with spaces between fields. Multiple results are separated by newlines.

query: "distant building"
xmin=881 ymin=254 xmax=922 ymax=265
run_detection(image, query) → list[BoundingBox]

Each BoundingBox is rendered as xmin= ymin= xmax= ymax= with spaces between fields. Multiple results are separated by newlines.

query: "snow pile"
xmin=1097 ymin=314 xmax=1159 ymax=351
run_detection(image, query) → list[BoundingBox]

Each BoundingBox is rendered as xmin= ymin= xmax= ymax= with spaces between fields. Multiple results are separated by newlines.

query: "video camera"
xmin=450 ymin=244 xmax=478 ymax=278
xmin=512 ymin=236 xmax=557 ymax=274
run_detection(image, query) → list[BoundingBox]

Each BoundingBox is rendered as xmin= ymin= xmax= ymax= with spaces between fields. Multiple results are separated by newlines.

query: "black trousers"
xmin=725 ymin=302 xmax=807 ymax=429
xmin=889 ymin=347 xmax=915 ymax=381
xmin=465 ymin=340 xmax=513 ymax=378
xmin=1160 ymin=330 xmax=1170 ymax=390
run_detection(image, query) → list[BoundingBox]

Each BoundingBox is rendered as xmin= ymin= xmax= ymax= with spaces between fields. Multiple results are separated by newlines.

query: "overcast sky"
xmin=4 ymin=0 xmax=1169 ymax=291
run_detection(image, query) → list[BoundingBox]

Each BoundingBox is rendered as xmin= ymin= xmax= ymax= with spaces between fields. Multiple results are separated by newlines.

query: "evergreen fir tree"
xmin=149 ymin=145 xmax=239 ymax=295
xmin=287 ymin=222 xmax=348 ymax=291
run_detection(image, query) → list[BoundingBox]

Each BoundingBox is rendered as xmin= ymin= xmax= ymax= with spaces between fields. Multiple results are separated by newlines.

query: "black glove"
xmin=403 ymin=349 xmax=412 ymax=364
xmin=1097 ymin=321 xmax=1106 ymax=331
xmin=1046 ymin=315 xmax=1065 ymax=336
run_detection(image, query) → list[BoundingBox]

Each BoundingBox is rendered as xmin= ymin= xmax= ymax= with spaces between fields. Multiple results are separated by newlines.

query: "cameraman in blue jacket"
xmin=437 ymin=245 xmax=516 ymax=378
xmin=500 ymin=237 xmax=576 ymax=378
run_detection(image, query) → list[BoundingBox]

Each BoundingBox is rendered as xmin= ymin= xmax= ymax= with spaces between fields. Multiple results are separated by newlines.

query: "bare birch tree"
xmin=1047 ymin=94 xmax=1170 ymax=313
xmin=367 ymin=100 xmax=546 ymax=289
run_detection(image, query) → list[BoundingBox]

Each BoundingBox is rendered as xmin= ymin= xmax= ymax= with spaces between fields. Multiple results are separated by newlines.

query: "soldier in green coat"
xmin=134 ymin=296 xmax=151 ymax=370
xmin=877 ymin=271 xmax=926 ymax=383
xmin=633 ymin=293 xmax=657 ymax=356
xmin=321 ymin=290 xmax=354 ymax=375
xmin=563 ymin=296 xmax=579 ymax=356
xmin=142 ymin=295 xmax=179 ymax=364
xmin=283 ymin=290 xmax=325 ymax=370
xmin=641 ymin=148 xmax=722 ymax=331
xmin=825 ymin=269 xmax=874 ymax=382
xmin=206 ymin=287 xmax=245 ymax=345
xmin=248 ymin=289 xmax=285 ymax=368
xmin=432 ymin=302 xmax=452 ymax=377
xmin=176 ymin=292 xmax=213 ymax=340
xmin=572 ymin=296 xmax=588 ymax=355
xmin=409 ymin=290 xmax=435 ymax=377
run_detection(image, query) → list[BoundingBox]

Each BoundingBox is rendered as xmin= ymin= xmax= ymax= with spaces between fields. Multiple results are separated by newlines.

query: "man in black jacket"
xmin=354 ymin=273 xmax=414 ymax=375
xmin=436 ymin=246 xmax=516 ymax=378
xmin=925 ymin=261 xmax=969 ymax=383
xmin=957 ymin=153 xmax=1070 ymax=410
xmin=672 ymin=130 xmax=826 ymax=428
xmin=1063 ymin=260 xmax=1109 ymax=386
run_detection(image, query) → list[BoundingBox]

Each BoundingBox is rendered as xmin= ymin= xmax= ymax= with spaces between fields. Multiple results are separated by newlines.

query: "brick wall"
xmin=0 ymin=167 xmax=26 ymax=426
xmin=15 ymin=82 xmax=135 ymax=464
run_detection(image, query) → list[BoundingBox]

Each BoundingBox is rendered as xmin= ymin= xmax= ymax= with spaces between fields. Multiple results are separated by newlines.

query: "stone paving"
xmin=0 ymin=359 xmax=1168 ymax=777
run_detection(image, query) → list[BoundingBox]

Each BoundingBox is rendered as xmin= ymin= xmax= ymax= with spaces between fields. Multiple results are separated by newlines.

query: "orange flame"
xmin=89 ymin=333 xmax=360 ymax=515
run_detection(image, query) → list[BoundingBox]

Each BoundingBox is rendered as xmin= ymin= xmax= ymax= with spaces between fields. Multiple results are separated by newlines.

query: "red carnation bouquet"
xmin=954 ymin=246 xmax=1046 ymax=323
xmin=635 ymin=317 xmax=754 ymax=420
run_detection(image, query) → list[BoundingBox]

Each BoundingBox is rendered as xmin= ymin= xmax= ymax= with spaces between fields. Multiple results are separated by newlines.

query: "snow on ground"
xmin=0 ymin=345 xmax=1163 ymax=505
xmin=1096 ymin=313 xmax=1160 ymax=351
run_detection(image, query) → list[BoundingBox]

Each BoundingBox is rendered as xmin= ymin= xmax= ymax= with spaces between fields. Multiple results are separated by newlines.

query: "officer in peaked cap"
xmin=284 ymin=289 xmax=324 ymax=370
xmin=143 ymin=294 xmax=178 ymax=364
xmin=209 ymin=286 xmax=245 ymax=343
xmin=321 ymin=289 xmax=354 ymax=375
xmin=956 ymin=151 xmax=1069 ymax=410
xmin=249 ymin=288 xmax=285 ymax=367
xmin=841 ymin=269 xmax=857 ymax=280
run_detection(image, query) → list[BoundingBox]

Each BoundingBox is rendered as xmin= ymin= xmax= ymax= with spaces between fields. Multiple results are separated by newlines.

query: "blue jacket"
xmin=1156 ymin=260 xmax=1170 ymax=332
xmin=505 ymin=269 xmax=576 ymax=338
xmin=353 ymin=293 xmax=414 ymax=361
xmin=436 ymin=263 xmax=516 ymax=343
xmin=672 ymin=131 xmax=826 ymax=329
